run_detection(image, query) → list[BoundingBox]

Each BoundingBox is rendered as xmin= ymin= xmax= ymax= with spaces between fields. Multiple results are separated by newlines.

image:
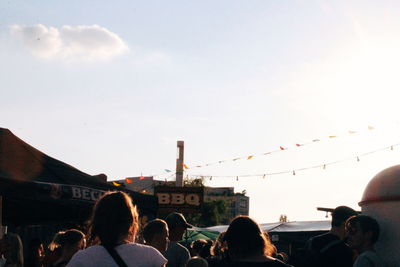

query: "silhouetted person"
xmin=163 ymin=212 xmax=192 ymax=267
xmin=68 ymin=191 xmax=167 ymax=267
xmin=0 ymin=230 xmax=24 ymax=267
xmin=186 ymin=256 xmax=208 ymax=267
xmin=345 ymin=215 xmax=385 ymax=267
xmin=49 ymin=229 xmax=85 ymax=267
xmin=25 ymin=238 xmax=44 ymax=267
xmin=190 ymin=240 xmax=207 ymax=257
xmin=209 ymin=216 xmax=292 ymax=267
xmin=303 ymin=206 xmax=357 ymax=267
xmin=143 ymin=219 xmax=169 ymax=253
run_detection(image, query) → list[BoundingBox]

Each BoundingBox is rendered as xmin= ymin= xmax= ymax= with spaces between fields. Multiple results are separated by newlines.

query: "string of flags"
xmin=111 ymin=124 xmax=397 ymax=184
xmin=184 ymin=142 xmax=400 ymax=180
xmin=181 ymin=125 xmax=376 ymax=170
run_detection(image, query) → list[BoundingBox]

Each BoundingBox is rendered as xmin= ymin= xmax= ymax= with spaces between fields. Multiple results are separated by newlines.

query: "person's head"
xmin=89 ymin=191 xmax=139 ymax=246
xmin=199 ymin=240 xmax=213 ymax=259
xmin=186 ymin=256 xmax=208 ymax=267
xmin=165 ymin=212 xmax=192 ymax=241
xmin=142 ymin=219 xmax=169 ymax=252
xmin=345 ymin=215 xmax=380 ymax=253
xmin=331 ymin=206 xmax=357 ymax=228
xmin=190 ymin=239 xmax=207 ymax=256
xmin=49 ymin=229 xmax=85 ymax=258
xmin=224 ymin=216 xmax=270 ymax=260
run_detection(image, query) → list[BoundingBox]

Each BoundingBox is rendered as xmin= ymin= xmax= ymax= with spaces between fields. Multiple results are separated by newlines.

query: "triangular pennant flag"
xmin=112 ymin=181 xmax=121 ymax=186
xmin=125 ymin=178 xmax=133 ymax=183
xmin=182 ymin=163 xmax=189 ymax=169
xmin=295 ymin=144 xmax=302 ymax=147
xmin=280 ymin=146 xmax=285 ymax=150
xmin=247 ymin=156 xmax=253 ymax=160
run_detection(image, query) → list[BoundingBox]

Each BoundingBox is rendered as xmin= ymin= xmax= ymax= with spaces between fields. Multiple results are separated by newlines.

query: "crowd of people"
xmin=0 ymin=191 xmax=386 ymax=267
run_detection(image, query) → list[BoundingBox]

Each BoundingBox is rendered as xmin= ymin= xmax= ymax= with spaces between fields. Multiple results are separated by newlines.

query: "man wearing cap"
xmin=163 ymin=212 xmax=192 ymax=267
xmin=302 ymin=206 xmax=358 ymax=267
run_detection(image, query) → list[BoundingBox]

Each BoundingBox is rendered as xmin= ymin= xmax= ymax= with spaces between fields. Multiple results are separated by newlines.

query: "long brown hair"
xmin=224 ymin=216 xmax=270 ymax=259
xmin=88 ymin=191 xmax=139 ymax=246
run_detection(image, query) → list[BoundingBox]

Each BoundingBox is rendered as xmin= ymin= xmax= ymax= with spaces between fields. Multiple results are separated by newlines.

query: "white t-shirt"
xmin=67 ymin=243 xmax=167 ymax=267
xmin=353 ymin=250 xmax=385 ymax=267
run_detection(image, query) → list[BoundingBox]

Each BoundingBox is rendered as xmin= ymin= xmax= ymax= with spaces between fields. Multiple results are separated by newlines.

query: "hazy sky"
xmin=2 ymin=0 xmax=400 ymax=223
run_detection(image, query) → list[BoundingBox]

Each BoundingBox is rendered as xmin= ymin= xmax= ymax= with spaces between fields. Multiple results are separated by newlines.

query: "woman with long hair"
xmin=47 ymin=229 xmax=85 ymax=267
xmin=220 ymin=216 xmax=292 ymax=267
xmin=67 ymin=191 xmax=167 ymax=267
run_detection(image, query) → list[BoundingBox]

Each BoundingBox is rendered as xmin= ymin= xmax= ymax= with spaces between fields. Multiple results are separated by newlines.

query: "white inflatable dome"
xmin=359 ymin=165 xmax=400 ymax=267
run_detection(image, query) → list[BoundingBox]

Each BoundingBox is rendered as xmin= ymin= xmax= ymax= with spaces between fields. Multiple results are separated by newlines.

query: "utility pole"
xmin=176 ymin=141 xmax=184 ymax=187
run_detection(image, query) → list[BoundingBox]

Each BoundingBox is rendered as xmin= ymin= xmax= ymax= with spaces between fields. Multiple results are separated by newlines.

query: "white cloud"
xmin=10 ymin=24 xmax=128 ymax=61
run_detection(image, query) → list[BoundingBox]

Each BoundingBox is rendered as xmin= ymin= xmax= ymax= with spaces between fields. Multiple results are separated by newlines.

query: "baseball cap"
xmin=165 ymin=212 xmax=193 ymax=229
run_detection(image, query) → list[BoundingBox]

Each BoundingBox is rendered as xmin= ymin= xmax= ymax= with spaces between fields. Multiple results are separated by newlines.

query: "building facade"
xmin=204 ymin=187 xmax=249 ymax=224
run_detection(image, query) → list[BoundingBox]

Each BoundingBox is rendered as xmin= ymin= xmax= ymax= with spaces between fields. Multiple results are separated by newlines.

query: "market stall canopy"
xmin=0 ymin=128 xmax=157 ymax=225
xmin=205 ymin=221 xmax=330 ymax=233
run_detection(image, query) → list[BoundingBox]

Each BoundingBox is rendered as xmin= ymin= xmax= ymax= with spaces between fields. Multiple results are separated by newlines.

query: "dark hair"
xmin=331 ymin=206 xmax=357 ymax=227
xmin=346 ymin=215 xmax=380 ymax=243
xmin=191 ymin=239 xmax=207 ymax=250
xmin=89 ymin=191 xmax=138 ymax=246
xmin=142 ymin=219 xmax=167 ymax=243
xmin=224 ymin=216 xmax=269 ymax=259
xmin=49 ymin=229 xmax=85 ymax=251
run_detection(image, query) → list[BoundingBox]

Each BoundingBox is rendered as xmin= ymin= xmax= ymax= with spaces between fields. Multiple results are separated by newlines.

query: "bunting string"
xmin=184 ymin=143 xmax=400 ymax=179
xmin=182 ymin=125 xmax=376 ymax=170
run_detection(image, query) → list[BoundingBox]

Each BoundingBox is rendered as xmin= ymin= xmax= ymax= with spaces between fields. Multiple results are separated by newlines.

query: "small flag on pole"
xmin=125 ymin=178 xmax=133 ymax=183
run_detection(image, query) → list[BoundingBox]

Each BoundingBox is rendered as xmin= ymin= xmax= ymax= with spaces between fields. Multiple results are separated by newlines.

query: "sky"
xmin=2 ymin=0 xmax=400 ymax=224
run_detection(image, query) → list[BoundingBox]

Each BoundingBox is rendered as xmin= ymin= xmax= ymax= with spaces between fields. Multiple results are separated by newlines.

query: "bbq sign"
xmin=154 ymin=186 xmax=203 ymax=213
